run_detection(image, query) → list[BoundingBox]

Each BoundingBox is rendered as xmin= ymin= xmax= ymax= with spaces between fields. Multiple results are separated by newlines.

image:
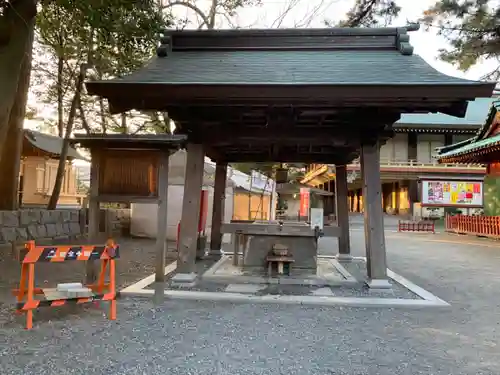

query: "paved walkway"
xmin=1 ymin=227 xmax=500 ymax=374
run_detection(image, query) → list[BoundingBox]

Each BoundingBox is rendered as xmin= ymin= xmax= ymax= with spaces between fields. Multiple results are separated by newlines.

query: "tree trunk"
xmin=57 ymin=55 xmax=64 ymax=137
xmin=0 ymin=17 xmax=35 ymax=210
xmin=0 ymin=0 xmax=37 ymax=164
xmin=47 ymin=65 xmax=87 ymax=210
xmin=77 ymin=98 xmax=92 ymax=134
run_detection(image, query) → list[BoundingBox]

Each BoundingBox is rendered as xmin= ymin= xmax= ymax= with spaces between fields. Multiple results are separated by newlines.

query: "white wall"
xmin=380 ymin=134 xmax=408 ymax=162
xmin=417 ymin=134 xmax=445 ymax=163
xmin=130 ymin=185 xmax=234 ymax=242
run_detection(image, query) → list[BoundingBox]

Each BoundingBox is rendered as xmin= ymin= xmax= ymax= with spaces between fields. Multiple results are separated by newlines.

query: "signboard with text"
xmin=421 ymin=180 xmax=483 ymax=208
xmin=299 ymin=188 xmax=310 ymax=217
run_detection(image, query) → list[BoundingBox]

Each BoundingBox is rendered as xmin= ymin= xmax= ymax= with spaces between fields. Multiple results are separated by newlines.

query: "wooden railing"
xmin=302 ymin=160 xmax=485 ymax=184
xmin=445 ymin=214 xmax=500 ymax=239
xmin=349 ymin=159 xmax=485 ymax=169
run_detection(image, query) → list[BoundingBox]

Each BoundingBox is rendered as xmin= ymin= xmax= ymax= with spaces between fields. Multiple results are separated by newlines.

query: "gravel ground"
xmin=0 ymin=237 xmax=176 ymax=326
xmin=340 ymin=260 xmax=420 ymax=299
xmin=1 ymin=296 xmax=499 ymax=375
xmin=2 ymin=218 xmax=500 ymax=374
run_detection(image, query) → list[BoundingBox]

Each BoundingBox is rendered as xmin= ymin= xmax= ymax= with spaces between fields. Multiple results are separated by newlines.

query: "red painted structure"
xmin=398 ymin=220 xmax=435 ymax=233
xmin=445 ymin=214 xmax=500 ymax=239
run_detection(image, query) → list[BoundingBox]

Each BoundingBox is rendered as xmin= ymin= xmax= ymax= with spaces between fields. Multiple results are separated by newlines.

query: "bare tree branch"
xmin=77 ymin=97 xmax=92 ymax=134
xmin=163 ymin=0 xmax=211 ymax=28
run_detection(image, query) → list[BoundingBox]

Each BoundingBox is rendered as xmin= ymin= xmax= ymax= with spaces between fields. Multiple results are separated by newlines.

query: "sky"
xmin=26 ymin=0 xmax=499 ymax=167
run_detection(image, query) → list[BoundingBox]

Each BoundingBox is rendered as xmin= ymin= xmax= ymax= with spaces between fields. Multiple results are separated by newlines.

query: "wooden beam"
xmin=335 ymin=165 xmax=351 ymax=257
xmin=205 ymin=133 xmax=362 ymax=147
xmin=94 ymin=195 xmax=159 ymax=203
xmin=176 ymin=143 xmax=205 ymax=277
xmin=220 ymin=152 xmax=358 ymax=164
xmin=209 ymin=161 xmax=228 ymax=255
xmin=86 ymin=150 xmax=100 ymax=284
xmin=361 ymin=141 xmax=389 ymax=287
xmin=98 ymin=84 xmax=484 ymax=115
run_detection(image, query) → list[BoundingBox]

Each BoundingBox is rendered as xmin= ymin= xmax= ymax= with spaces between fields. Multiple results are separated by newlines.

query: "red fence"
xmin=398 ymin=220 xmax=435 ymax=233
xmin=445 ymin=214 xmax=500 ymax=239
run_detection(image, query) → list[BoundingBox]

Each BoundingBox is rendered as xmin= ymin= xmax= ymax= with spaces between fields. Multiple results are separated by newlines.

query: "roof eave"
xmin=85 ymin=81 xmax=495 ymax=116
xmin=70 ymin=133 xmax=187 ymax=150
xmin=24 ymin=132 xmax=86 ymax=161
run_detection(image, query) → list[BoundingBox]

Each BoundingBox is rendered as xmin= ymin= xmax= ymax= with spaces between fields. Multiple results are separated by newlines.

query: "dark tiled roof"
xmin=87 ymin=26 xmax=492 ymax=87
xmin=24 ymin=130 xmax=84 ymax=160
xmin=115 ymin=50 xmax=476 ymax=85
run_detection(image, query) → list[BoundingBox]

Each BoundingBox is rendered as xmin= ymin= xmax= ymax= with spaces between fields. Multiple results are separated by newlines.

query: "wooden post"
xmin=86 ymin=150 xmax=100 ymax=284
xmin=173 ymin=143 xmax=204 ymax=283
xmin=209 ymin=161 xmax=227 ymax=255
xmin=361 ymin=141 xmax=390 ymax=288
xmin=335 ymin=165 xmax=351 ymax=259
xmin=232 ymin=232 xmax=240 ymax=266
xmin=155 ymin=151 xmax=170 ymax=282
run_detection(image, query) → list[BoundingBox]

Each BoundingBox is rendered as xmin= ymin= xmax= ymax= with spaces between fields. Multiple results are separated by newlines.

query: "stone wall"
xmin=100 ymin=208 xmax=131 ymax=236
xmin=0 ymin=209 xmax=84 ymax=248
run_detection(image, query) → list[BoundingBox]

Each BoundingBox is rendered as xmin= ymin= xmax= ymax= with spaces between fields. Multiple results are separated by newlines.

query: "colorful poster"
xmin=299 ymin=188 xmax=310 ymax=217
xmin=421 ymin=180 xmax=483 ymax=207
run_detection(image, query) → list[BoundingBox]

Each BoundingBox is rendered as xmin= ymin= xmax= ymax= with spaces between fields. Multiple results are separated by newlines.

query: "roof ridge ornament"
xmin=396 ymin=23 xmax=419 ymax=56
xmin=157 ymin=35 xmax=172 ymax=57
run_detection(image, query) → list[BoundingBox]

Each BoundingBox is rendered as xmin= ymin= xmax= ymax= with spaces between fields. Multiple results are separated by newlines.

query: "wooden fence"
xmin=398 ymin=220 xmax=435 ymax=233
xmin=445 ymin=214 xmax=500 ymax=239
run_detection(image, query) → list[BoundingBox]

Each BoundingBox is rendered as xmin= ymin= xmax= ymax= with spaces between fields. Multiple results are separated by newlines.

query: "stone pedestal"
xmin=226 ymin=222 xmax=320 ymax=273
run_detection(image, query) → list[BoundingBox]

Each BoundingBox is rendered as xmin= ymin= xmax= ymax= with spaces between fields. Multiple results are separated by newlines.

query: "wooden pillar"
xmin=391 ymin=182 xmax=397 ymax=212
xmin=329 ymin=179 xmax=336 ymax=215
xmin=361 ymin=141 xmax=390 ymax=288
xmin=335 ymin=165 xmax=351 ymax=258
xmin=173 ymin=143 xmax=204 ymax=284
xmin=394 ymin=182 xmax=400 ymax=214
xmin=86 ymin=151 xmax=100 ymax=284
xmin=356 ymin=189 xmax=361 ymax=212
xmin=209 ymin=161 xmax=227 ymax=255
xmin=155 ymin=151 xmax=170 ymax=282
xmin=408 ymin=180 xmax=419 ymax=217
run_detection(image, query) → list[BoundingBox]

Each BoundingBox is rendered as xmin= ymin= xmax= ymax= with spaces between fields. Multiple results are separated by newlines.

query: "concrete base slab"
xmin=124 ymin=288 xmax=450 ymax=309
xmin=366 ymin=278 xmax=392 ymax=289
xmin=367 ymin=287 xmax=395 ymax=296
xmin=202 ymin=255 xmax=357 ymax=287
xmin=119 ymin=256 xmax=450 ymax=310
xmin=336 ymin=254 xmax=353 ymax=262
xmin=166 ymin=250 xmax=178 ymax=259
xmin=121 ymin=261 xmax=177 ymax=294
xmin=171 ymin=273 xmax=198 ymax=287
xmin=311 ymin=287 xmax=334 ymax=296
xmin=207 ymin=248 xmax=222 ymax=256
xmin=225 ymin=284 xmax=266 ymax=294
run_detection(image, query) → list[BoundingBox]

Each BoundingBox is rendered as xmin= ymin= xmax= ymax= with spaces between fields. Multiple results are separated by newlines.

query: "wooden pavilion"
xmin=70 ymin=134 xmax=186 ymax=282
xmin=85 ymin=26 xmax=494 ymax=288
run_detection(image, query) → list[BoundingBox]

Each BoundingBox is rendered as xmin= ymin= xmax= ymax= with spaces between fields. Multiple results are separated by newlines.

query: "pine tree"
xmin=422 ymin=0 xmax=500 ymax=81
